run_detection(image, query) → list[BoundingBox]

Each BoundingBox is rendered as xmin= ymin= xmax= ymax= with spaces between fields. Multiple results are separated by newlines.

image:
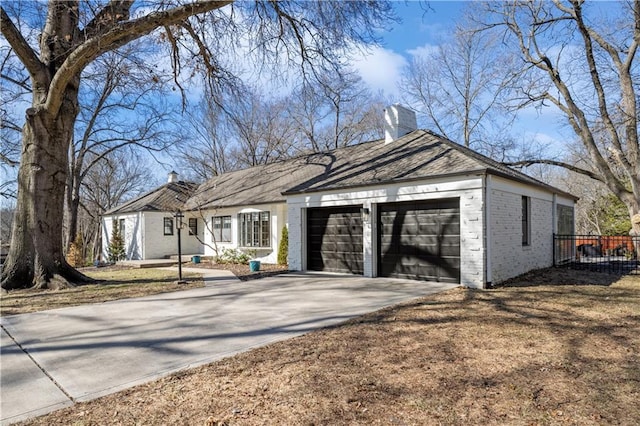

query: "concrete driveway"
xmin=1 ymin=271 xmax=456 ymax=424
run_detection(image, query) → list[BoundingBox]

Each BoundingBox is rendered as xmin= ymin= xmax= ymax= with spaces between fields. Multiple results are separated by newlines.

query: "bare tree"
xmin=66 ymin=42 xmax=179 ymax=250
xmin=173 ymin=95 xmax=234 ymax=182
xmin=480 ymin=1 xmax=639 ymax=234
xmin=228 ymin=91 xmax=297 ymax=167
xmin=401 ymin=17 xmax=520 ymax=156
xmin=289 ymin=69 xmax=385 ymax=152
xmin=1 ymin=46 xmax=27 ymax=199
xmin=1 ymin=0 xmax=395 ymax=290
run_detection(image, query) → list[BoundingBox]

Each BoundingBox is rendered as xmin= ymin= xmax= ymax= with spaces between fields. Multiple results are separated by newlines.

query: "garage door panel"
xmin=307 ymin=206 xmax=363 ymax=275
xmin=378 ymin=199 xmax=460 ymax=283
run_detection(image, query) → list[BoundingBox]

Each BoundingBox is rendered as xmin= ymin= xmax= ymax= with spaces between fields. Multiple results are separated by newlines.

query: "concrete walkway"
xmin=0 ymin=269 xmax=456 ymax=425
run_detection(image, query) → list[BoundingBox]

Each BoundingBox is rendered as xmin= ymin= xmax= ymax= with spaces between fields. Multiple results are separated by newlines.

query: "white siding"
xmin=287 ymin=175 xmax=486 ymax=289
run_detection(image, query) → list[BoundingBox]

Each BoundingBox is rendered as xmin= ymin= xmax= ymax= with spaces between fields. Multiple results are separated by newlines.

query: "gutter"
xmin=485 ymin=174 xmax=493 ymax=288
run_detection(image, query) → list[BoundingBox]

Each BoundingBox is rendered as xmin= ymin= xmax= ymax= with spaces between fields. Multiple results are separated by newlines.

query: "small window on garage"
xmin=522 ymin=196 xmax=530 ymax=246
xmin=164 ymin=217 xmax=174 ymax=236
xmin=188 ymin=218 xmax=197 ymax=236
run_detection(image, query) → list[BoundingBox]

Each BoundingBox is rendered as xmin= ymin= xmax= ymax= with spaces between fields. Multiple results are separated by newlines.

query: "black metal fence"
xmin=553 ymin=234 xmax=640 ymax=274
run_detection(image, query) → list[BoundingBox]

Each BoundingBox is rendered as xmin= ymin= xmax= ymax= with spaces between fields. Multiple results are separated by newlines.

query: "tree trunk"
xmin=65 ymin=181 xmax=81 ymax=251
xmin=1 ymin=92 xmax=93 ymax=290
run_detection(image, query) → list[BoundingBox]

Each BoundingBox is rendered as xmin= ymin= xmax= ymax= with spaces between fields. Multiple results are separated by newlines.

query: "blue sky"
xmin=351 ymin=1 xmax=570 ymax=157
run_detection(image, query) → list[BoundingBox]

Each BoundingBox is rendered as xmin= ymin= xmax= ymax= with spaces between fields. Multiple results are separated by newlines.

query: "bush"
xmin=277 ymin=226 xmax=288 ymax=265
xmin=216 ymin=248 xmax=255 ymax=265
xmin=108 ymin=224 xmax=126 ymax=262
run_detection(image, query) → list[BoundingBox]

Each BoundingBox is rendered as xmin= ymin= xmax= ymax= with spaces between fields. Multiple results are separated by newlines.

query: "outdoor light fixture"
xmin=174 ymin=209 xmax=187 ymax=284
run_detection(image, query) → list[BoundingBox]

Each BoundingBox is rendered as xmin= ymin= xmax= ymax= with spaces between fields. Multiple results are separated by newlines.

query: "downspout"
xmin=552 ymin=193 xmax=557 ymax=266
xmin=140 ymin=211 xmax=145 ymax=260
xmin=485 ymin=174 xmax=493 ymax=288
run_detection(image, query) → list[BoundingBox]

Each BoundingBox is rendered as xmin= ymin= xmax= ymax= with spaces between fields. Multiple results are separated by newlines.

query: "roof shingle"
xmin=184 ymin=129 xmax=575 ymax=211
xmin=103 ymin=181 xmax=197 ymax=215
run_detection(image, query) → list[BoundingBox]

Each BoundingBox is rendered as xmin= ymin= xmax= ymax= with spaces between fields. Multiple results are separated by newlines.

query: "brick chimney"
xmin=384 ymin=104 xmax=417 ymax=143
xmin=167 ymin=171 xmax=179 ymax=183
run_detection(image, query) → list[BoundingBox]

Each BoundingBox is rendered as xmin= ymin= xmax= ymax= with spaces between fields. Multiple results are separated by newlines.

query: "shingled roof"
xmin=103 ymin=181 xmax=198 ymax=215
xmin=184 ymin=129 xmax=575 ymax=211
xmin=284 ymin=130 xmax=575 ymax=197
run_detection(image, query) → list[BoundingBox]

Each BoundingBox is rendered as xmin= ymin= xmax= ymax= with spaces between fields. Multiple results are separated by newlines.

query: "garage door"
xmin=378 ymin=199 xmax=460 ymax=283
xmin=307 ymin=206 xmax=363 ymax=274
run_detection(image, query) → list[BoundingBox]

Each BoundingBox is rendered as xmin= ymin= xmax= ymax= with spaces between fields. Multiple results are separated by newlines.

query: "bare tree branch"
xmin=0 ymin=7 xmax=44 ymax=77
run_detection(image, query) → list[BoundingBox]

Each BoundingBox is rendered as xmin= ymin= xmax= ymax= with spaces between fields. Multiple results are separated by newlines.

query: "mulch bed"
xmin=186 ymin=260 xmax=289 ymax=281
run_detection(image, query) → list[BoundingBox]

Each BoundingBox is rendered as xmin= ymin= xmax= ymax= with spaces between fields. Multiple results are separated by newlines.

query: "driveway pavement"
xmin=1 ymin=270 xmax=456 ymax=425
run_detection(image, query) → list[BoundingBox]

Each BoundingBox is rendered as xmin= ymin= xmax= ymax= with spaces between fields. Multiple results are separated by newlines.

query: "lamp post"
xmin=174 ymin=210 xmax=187 ymax=284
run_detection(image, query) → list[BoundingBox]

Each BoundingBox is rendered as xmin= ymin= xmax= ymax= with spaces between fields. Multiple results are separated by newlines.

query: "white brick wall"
xmin=287 ymin=175 xmax=486 ymax=288
xmin=488 ymin=177 xmax=555 ymax=283
xmin=460 ymin=189 xmax=485 ymax=288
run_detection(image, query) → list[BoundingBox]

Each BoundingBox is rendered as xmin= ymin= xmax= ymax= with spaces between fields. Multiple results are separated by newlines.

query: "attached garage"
xmin=307 ymin=206 xmax=363 ymax=274
xmin=377 ymin=199 xmax=461 ymax=283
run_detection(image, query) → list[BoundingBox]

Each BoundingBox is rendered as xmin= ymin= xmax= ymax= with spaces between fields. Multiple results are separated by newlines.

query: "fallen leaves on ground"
xmin=19 ymin=268 xmax=640 ymax=425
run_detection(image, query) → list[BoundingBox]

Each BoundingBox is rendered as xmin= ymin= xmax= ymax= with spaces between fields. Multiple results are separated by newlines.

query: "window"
xmin=164 ymin=217 xmax=174 ymax=235
xmin=118 ymin=218 xmax=125 ymax=236
xmin=188 ymin=218 xmax=198 ymax=236
xmin=239 ymin=211 xmax=270 ymax=247
xmin=212 ymin=216 xmax=232 ymax=242
xmin=557 ymin=205 xmax=574 ymax=235
xmin=522 ymin=196 xmax=530 ymax=246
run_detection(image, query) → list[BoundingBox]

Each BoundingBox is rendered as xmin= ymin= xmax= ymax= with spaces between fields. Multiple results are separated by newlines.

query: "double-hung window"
xmin=239 ymin=211 xmax=270 ymax=247
xmin=212 ymin=216 xmax=232 ymax=242
xmin=188 ymin=218 xmax=198 ymax=236
xmin=163 ymin=217 xmax=174 ymax=236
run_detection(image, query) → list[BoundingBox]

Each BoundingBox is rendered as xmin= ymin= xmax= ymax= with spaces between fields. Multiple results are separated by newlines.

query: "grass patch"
xmin=0 ymin=267 xmax=203 ymax=316
xmin=18 ymin=270 xmax=640 ymax=425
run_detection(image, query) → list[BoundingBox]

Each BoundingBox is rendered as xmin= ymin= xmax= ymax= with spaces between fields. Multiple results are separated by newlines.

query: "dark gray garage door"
xmin=307 ymin=206 xmax=363 ymax=274
xmin=378 ymin=199 xmax=460 ymax=283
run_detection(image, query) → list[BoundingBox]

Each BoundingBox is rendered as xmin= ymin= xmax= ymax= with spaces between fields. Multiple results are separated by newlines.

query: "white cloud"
xmin=406 ymin=43 xmax=439 ymax=60
xmin=350 ymin=46 xmax=408 ymax=99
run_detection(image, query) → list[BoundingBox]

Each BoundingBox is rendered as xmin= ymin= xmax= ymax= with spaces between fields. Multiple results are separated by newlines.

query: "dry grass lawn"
xmin=0 ymin=267 xmax=203 ymax=316
xmin=17 ymin=268 xmax=639 ymax=425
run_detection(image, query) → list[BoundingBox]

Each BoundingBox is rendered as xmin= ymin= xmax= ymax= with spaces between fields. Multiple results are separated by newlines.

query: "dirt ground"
xmin=18 ymin=267 xmax=640 ymax=426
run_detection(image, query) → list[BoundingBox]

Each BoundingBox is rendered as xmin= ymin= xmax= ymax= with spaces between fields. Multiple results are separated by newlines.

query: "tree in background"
xmin=173 ymin=94 xmax=233 ymax=182
xmin=289 ymin=69 xmax=386 ymax=152
xmin=401 ymin=19 xmax=520 ymax=159
xmin=65 ymin=41 xmax=179 ymax=251
xmin=227 ymin=91 xmax=298 ymax=168
xmin=1 ymin=0 xmax=395 ymax=290
xmin=481 ymin=1 xmax=640 ymax=235
xmin=176 ymin=69 xmax=386 ymax=176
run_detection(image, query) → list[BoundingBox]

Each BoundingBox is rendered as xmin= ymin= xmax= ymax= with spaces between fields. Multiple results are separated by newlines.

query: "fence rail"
xmin=553 ymin=234 xmax=640 ymax=274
